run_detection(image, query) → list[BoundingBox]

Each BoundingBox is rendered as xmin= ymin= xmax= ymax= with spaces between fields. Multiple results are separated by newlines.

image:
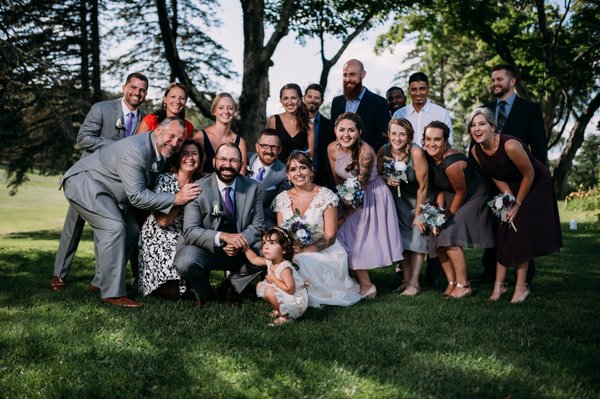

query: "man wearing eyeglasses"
xmin=247 ymin=128 xmax=289 ymax=227
xmin=175 ymin=142 xmax=265 ymax=308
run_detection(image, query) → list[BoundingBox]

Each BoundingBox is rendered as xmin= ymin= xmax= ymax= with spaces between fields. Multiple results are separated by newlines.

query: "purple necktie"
xmin=224 ymin=186 xmax=234 ymax=215
xmin=125 ymin=112 xmax=134 ymax=137
xmin=256 ymin=167 xmax=265 ymax=182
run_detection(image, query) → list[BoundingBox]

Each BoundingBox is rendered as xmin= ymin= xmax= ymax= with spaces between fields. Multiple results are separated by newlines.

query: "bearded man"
xmin=330 ymin=59 xmax=390 ymax=150
xmin=174 ymin=143 xmax=265 ymax=307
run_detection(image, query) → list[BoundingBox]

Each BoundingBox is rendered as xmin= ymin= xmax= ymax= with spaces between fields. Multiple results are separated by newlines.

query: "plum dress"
xmin=382 ymin=144 xmax=433 ymax=254
xmin=256 ymin=260 xmax=308 ymax=319
xmin=474 ymin=135 xmax=562 ymax=266
xmin=138 ymin=173 xmax=186 ymax=296
xmin=273 ymin=188 xmax=361 ymax=307
xmin=335 ymin=152 xmax=404 ymax=269
xmin=429 ymin=153 xmax=495 ymax=251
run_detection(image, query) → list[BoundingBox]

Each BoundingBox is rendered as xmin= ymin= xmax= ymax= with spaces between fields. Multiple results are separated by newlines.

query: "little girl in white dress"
xmin=244 ymin=228 xmax=308 ymax=325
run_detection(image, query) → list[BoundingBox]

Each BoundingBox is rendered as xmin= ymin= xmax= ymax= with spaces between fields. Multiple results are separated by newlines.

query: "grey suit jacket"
xmin=247 ymin=152 xmax=288 ymax=226
xmin=62 ymin=132 xmax=175 ymax=216
xmin=77 ymin=98 xmax=145 ymax=155
xmin=182 ymin=173 xmax=264 ymax=252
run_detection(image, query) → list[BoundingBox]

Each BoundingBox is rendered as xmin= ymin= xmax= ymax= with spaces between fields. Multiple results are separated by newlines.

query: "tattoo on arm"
xmin=312 ymin=236 xmax=335 ymax=252
xmin=358 ymin=152 xmax=374 ymax=187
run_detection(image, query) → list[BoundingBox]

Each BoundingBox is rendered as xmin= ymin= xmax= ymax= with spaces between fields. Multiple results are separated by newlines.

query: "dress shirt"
xmin=214 ymin=178 xmax=237 ymax=246
xmin=250 ymin=157 xmax=272 ymax=180
xmin=345 ymin=87 xmax=367 ymax=113
xmin=494 ymin=93 xmax=516 ymax=123
xmin=120 ymin=98 xmax=139 ymax=127
xmin=392 ymin=99 xmax=453 ymax=146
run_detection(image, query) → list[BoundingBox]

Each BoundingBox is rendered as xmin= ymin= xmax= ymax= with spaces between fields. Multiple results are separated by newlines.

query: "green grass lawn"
xmin=1 ymin=172 xmax=599 ymax=398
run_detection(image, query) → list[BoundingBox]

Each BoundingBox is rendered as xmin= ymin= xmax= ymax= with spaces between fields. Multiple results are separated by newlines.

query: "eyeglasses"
xmin=215 ymin=156 xmax=241 ymax=165
xmin=257 ymin=143 xmax=281 ymax=151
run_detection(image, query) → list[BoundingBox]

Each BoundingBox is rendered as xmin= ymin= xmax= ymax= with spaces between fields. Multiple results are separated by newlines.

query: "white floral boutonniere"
xmin=211 ymin=201 xmax=222 ymax=217
xmin=115 ymin=117 xmax=124 ymax=130
xmin=245 ymin=165 xmax=254 ymax=177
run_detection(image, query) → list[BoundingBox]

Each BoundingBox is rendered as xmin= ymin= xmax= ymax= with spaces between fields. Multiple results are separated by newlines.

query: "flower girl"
xmin=244 ymin=228 xmax=308 ymax=325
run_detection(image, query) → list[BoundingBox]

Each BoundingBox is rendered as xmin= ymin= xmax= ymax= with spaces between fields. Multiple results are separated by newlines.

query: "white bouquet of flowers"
xmin=335 ymin=177 xmax=364 ymax=208
xmin=382 ymin=158 xmax=408 ymax=197
xmin=488 ymin=192 xmax=518 ymax=232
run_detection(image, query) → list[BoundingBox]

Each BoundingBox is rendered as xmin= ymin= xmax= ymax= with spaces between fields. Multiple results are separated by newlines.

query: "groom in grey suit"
xmin=247 ymin=128 xmax=289 ymax=227
xmin=60 ymin=117 xmax=201 ymax=307
xmin=175 ymin=143 xmax=265 ymax=307
xmin=51 ymin=72 xmax=149 ymax=292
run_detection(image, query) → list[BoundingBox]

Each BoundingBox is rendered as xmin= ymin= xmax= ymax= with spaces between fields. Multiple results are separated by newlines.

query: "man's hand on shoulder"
xmin=175 ymin=182 xmax=201 ymax=205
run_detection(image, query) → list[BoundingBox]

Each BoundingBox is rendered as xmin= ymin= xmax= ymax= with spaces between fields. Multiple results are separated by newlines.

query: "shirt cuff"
xmin=214 ymin=232 xmax=222 ymax=247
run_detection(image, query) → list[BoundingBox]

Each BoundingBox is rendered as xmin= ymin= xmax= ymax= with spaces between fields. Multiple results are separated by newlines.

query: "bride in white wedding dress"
xmin=273 ymin=151 xmax=361 ymax=307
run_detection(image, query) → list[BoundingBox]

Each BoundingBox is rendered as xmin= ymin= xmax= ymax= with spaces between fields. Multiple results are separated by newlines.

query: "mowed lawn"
xmin=1 ymin=171 xmax=599 ymax=398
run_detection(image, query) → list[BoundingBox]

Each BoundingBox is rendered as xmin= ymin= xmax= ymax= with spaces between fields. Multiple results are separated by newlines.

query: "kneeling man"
xmin=175 ymin=143 xmax=265 ymax=307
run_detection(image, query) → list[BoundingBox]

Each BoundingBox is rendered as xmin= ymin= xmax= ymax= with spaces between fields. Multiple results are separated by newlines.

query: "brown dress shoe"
xmin=101 ymin=297 xmax=143 ymax=308
xmin=88 ymin=284 xmax=101 ymax=293
xmin=51 ymin=276 xmax=66 ymax=292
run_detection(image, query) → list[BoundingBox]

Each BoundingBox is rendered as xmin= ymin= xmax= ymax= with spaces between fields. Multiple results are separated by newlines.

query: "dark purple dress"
xmin=474 ymin=135 xmax=562 ymax=267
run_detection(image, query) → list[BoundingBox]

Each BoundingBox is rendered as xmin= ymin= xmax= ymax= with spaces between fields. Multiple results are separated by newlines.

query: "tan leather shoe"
xmin=51 ymin=276 xmax=66 ymax=292
xmin=101 ymin=297 xmax=143 ymax=308
xmin=88 ymin=284 xmax=101 ymax=293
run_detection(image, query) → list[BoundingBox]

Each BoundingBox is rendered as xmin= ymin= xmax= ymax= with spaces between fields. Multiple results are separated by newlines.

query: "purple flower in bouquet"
xmin=335 ymin=177 xmax=364 ymax=208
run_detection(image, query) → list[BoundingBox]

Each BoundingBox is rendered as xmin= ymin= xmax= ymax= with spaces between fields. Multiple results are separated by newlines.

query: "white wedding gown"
xmin=273 ymin=187 xmax=361 ymax=307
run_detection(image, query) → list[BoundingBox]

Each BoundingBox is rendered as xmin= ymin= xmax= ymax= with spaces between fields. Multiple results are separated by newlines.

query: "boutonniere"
xmin=115 ymin=117 xmax=124 ymax=130
xmin=245 ymin=165 xmax=254 ymax=177
xmin=211 ymin=201 xmax=222 ymax=217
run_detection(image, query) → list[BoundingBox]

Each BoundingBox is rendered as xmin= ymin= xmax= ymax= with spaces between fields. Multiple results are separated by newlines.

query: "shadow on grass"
xmin=2 ymin=229 xmax=94 ymax=242
xmin=1 ymin=225 xmax=599 ymax=397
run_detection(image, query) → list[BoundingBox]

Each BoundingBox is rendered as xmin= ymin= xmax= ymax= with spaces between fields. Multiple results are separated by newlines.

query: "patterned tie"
xmin=224 ymin=186 xmax=234 ymax=215
xmin=256 ymin=167 xmax=266 ymax=183
xmin=125 ymin=112 xmax=134 ymax=137
xmin=497 ymin=101 xmax=507 ymax=133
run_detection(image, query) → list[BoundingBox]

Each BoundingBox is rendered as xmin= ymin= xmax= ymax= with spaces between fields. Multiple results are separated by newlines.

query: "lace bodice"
xmin=273 ymin=187 xmax=339 ymax=237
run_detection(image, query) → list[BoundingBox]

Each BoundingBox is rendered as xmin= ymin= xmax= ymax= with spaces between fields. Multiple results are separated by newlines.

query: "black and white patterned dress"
xmin=138 ymin=173 xmax=186 ymax=296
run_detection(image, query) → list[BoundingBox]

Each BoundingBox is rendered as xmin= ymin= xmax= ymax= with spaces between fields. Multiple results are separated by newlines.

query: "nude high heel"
xmin=361 ymin=284 xmax=377 ymax=300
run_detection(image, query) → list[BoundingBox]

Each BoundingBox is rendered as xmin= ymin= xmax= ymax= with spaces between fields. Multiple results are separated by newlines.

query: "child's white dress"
xmin=256 ymin=260 xmax=308 ymax=319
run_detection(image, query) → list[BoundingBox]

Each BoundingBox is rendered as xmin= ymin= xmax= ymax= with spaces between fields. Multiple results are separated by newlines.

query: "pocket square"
xmin=266 ymin=185 xmax=277 ymax=191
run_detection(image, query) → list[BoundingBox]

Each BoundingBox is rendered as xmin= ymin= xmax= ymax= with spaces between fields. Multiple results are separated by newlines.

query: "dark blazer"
xmin=314 ymin=113 xmax=335 ymax=188
xmin=330 ymin=88 xmax=390 ymax=151
xmin=484 ymin=96 xmax=547 ymax=165
xmin=247 ymin=152 xmax=288 ymax=227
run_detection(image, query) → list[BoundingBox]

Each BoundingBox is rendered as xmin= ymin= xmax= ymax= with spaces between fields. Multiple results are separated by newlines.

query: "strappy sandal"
xmin=489 ymin=282 xmax=508 ymax=301
xmin=269 ymin=310 xmax=281 ymax=318
xmin=449 ymin=282 xmax=472 ymax=299
xmin=443 ymin=280 xmax=457 ymax=296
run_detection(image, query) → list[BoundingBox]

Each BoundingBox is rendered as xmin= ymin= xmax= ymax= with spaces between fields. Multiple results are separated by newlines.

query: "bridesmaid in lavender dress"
xmin=328 ymin=112 xmax=404 ymax=299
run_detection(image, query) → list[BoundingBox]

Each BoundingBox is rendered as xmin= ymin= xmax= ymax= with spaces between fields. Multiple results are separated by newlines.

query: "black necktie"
xmin=497 ymin=101 xmax=507 ymax=132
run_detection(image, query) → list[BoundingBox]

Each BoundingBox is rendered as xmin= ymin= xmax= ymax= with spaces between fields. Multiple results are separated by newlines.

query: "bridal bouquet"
xmin=382 ymin=158 xmax=408 ymax=197
xmin=281 ymin=209 xmax=320 ymax=247
xmin=335 ymin=177 xmax=364 ymax=208
xmin=417 ymin=203 xmax=447 ymax=234
xmin=488 ymin=192 xmax=518 ymax=232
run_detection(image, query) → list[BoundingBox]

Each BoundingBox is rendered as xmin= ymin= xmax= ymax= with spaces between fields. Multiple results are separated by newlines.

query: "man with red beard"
xmin=330 ymin=59 xmax=390 ymax=151
xmin=174 ymin=143 xmax=265 ymax=308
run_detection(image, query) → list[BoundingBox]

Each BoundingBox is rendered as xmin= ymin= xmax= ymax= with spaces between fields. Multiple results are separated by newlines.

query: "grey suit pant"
xmin=53 ymin=205 xmax=100 ymax=285
xmin=63 ymin=177 xmax=138 ymax=298
xmin=175 ymin=245 xmax=264 ymax=300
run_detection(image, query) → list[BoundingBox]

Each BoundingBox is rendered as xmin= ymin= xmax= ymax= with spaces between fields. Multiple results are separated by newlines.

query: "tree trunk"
xmin=90 ymin=0 xmax=102 ymax=101
xmin=552 ymin=92 xmax=600 ymax=198
xmin=238 ymin=0 xmax=295 ymax=146
xmin=155 ymin=0 xmax=213 ymax=117
xmin=79 ymin=0 xmax=90 ymax=96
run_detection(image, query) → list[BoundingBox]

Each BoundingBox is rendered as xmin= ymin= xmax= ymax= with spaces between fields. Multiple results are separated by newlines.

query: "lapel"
xmin=504 ymin=95 xmax=522 ymax=129
xmin=233 ymin=175 xmax=246 ymax=232
xmin=113 ymin=99 xmax=126 ymax=140
xmin=355 ymin=88 xmax=370 ymax=115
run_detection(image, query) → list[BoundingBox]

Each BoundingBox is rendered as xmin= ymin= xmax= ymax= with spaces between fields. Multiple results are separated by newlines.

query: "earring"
xmin=162 ymin=103 xmax=166 ymax=110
